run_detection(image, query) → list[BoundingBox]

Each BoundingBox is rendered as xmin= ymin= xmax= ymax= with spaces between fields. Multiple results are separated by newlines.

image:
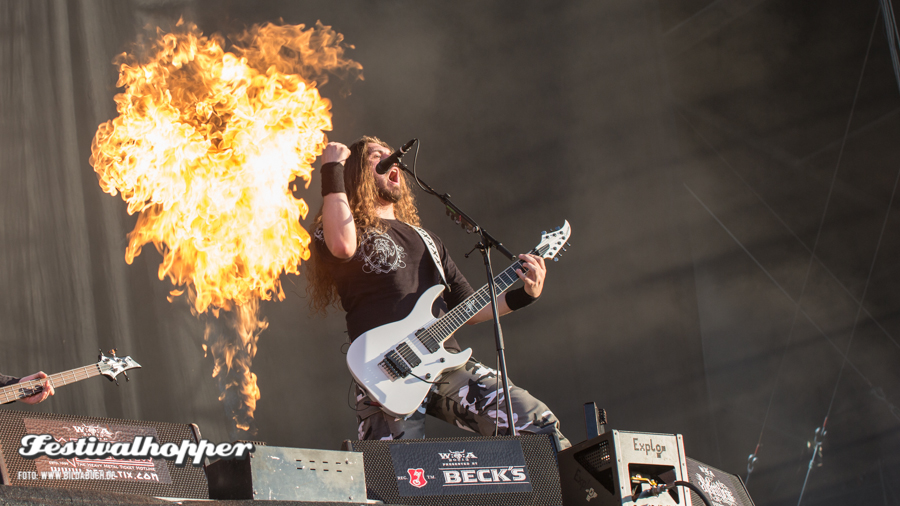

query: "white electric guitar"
xmin=0 ymin=350 xmax=140 ymax=404
xmin=346 ymin=221 xmax=571 ymax=417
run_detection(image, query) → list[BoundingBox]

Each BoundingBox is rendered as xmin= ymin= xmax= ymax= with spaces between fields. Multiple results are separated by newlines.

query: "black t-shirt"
xmin=313 ymin=219 xmax=475 ymax=351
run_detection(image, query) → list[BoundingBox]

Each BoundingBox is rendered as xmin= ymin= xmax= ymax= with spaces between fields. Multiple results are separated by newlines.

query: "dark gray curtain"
xmin=2 ymin=1 xmax=899 ymax=505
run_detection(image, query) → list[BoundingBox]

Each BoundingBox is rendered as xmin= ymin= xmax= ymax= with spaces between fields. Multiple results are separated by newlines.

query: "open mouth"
xmin=388 ymin=167 xmax=400 ymax=184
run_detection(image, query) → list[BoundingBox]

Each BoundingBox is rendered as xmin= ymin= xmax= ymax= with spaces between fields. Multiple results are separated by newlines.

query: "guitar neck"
xmin=0 ymin=364 xmax=101 ymax=404
xmin=421 ymin=257 xmax=526 ymax=346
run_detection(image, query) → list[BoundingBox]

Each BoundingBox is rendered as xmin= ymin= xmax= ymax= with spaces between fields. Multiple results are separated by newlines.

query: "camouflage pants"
xmin=356 ymin=358 xmax=571 ymax=449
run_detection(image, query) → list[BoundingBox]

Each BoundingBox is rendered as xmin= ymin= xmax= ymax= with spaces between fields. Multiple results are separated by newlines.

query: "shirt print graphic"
xmin=358 ymin=230 xmax=407 ymax=274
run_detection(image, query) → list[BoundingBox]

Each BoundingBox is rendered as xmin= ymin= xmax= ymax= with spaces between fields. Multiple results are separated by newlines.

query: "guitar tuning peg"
xmin=553 ymin=258 xmax=559 ymax=262
xmin=542 ymin=231 xmax=547 ymax=235
xmin=562 ymin=248 xmax=567 ymax=252
xmin=566 ymin=242 xmax=572 ymax=247
xmin=123 ymin=371 xmax=130 ymax=382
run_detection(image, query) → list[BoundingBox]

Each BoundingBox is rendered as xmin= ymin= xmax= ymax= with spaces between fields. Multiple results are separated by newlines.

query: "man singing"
xmin=307 ymin=136 xmax=569 ymax=448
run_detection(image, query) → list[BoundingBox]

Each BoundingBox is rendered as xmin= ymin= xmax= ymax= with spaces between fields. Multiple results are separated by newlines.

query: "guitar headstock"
xmin=97 ymin=350 xmax=141 ymax=384
xmin=533 ymin=220 xmax=572 ymax=262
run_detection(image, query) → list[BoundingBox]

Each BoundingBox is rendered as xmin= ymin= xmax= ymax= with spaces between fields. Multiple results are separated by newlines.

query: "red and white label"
xmin=408 ymin=468 xmax=427 ymax=488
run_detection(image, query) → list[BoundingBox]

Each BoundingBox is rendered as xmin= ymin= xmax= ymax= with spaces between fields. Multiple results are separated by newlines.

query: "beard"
xmin=376 ymin=180 xmax=402 ymax=204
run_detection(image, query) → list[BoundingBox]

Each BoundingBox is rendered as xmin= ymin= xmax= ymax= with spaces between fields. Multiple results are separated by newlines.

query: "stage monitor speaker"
xmin=206 ymin=445 xmax=366 ymax=502
xmin=557 ymin=430 xmax=690 ymax=506
xmin=343 ymin=434 xmax=563 ymax=506
xmin=0 ymin=408 xmax=208 ymax=499
xmin=684 ymin=457 xmax=755 ymax=506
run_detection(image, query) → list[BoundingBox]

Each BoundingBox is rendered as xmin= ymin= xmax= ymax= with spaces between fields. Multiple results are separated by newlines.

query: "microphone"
xmin=375 ymin=138 xmax=418 ymax=174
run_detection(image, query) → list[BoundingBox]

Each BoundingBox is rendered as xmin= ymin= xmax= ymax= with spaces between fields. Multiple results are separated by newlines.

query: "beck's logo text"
xmin=442 ymin=467 xmax=527 ymax=484
xmin=408 ymin=468 xmax=428 ymax=488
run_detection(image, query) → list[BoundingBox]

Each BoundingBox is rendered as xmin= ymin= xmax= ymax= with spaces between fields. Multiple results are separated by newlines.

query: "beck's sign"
xmin=389 ymin=440 xmax=532 ymax=496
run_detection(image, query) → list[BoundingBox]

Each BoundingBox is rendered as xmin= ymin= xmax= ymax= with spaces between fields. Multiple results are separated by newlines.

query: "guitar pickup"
xmin=396 ymin=343 xmax=421 ymax=368
xmin=414 ymin=329 xmax=440 ymax=353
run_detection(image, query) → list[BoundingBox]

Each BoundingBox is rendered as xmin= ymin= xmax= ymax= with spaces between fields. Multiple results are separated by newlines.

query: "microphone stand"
xmin=396 ymin=161 xmax=519 ymax=436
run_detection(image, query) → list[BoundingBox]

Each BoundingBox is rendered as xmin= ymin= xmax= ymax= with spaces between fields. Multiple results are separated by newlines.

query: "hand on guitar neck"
xmin=14 ymin=372 xmax=55 ymax=405
xmin=1 ymin=353 xmax=140 ymax=405
xmin=466 ymin=253 xmax=547 ymax=325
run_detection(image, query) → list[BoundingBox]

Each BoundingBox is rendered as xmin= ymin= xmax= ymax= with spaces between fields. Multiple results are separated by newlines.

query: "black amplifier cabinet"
xmin=0 ymin=408 xmax=208 ymax=499
xmin=343 ymin=434 xmax=563 ymax=506
xmin=684 ymin=457 xmax=755 ymax=506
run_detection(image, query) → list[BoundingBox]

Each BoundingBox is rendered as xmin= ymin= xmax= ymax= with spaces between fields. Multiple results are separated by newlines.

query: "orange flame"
xmin=89 ymin=20 xmax=361 ymax=434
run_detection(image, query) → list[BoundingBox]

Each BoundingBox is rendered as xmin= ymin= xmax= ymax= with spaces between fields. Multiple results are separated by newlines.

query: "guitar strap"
xmin=409 ymin=225 xmax=449 ymax=291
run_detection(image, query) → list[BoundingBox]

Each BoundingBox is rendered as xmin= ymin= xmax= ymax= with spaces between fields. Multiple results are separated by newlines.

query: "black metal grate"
xmin=574 ymin=440 xmax=610 ymax=473
xmin=347 ymin=434 xmax=563 ymax=506
xmin=0 ymin=408 xmax=208 ymax=499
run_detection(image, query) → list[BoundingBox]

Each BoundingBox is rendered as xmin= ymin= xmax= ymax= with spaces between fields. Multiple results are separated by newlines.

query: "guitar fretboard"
xmin=0 ymin=365 xmax=101 ymax=404
xmin=416 ymin=246 xmax=546 ymax=351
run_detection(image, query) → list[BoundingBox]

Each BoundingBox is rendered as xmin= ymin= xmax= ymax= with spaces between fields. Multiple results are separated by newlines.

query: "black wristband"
xmin=506 ymin=287 xmax=538 ymax=311
xmin=321 ymin=162 xmax=346 ymax=196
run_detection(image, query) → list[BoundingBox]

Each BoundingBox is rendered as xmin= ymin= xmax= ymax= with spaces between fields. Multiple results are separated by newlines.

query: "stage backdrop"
xmin=2 ymin=1 xmax=899 ymax=505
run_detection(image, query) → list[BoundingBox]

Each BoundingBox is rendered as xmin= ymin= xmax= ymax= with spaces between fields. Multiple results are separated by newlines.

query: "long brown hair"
xmin=306 ymin=136 xmax=420 ymax=313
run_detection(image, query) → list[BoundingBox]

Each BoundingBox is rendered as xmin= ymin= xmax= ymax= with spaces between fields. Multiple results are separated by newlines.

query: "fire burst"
xmin=90 ymin=20 xmax=361 ymax=435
